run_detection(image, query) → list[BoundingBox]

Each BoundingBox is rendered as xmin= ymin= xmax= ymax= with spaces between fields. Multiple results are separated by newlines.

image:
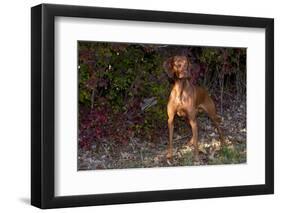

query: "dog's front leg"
xmin=167 ymin=116 xmax=174 ymax=159
xmin=167 ymin=106 xmax=175 ymax=159
xmin=189 ymin=118 xmax=199 ymax=161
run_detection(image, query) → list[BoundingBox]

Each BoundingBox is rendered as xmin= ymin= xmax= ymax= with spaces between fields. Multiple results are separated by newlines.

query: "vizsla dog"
xmin=164 ymin=56 xmax=225 ymax=161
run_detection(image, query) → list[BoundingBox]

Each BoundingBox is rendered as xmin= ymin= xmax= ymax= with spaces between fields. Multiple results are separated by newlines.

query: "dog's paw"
xmin=166 ymin=152 xmax=173 ymax=159
xmin=187 ymin=139 xmax=194 ymax=147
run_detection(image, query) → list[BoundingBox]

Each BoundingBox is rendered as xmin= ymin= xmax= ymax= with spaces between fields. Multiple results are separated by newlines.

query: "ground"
xmin=78 ymin=97 xmax=246 ymax=170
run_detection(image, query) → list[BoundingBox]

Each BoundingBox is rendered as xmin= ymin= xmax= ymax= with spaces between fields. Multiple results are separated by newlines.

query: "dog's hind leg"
xmin=201 ymin=97 xmax=225 ymax=146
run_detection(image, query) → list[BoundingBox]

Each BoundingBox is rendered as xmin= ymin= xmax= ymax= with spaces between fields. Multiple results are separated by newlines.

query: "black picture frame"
xmin=31 ymin=3 xmax=274 ymax=209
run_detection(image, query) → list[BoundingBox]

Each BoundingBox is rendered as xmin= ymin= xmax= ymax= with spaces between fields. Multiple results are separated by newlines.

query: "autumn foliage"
xmin=78 ymin=41 xmax=246 ymax=151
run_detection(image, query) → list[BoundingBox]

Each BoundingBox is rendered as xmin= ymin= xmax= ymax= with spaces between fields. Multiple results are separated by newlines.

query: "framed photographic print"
xmin=31 ymin=3 xmax=274 ymax=209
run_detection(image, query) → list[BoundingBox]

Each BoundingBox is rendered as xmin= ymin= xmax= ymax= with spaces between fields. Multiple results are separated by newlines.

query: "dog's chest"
xmin=175 ymin=96 xmax=192 ymax=117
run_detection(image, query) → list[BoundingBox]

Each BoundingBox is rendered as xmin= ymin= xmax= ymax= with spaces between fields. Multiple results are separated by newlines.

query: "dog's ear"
xmin=163 ymin=57 xmax=175 ymax=78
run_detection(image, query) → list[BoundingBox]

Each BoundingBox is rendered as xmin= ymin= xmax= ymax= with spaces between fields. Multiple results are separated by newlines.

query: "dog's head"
xmin=163 ymin=56 xmax=191 ymax=79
